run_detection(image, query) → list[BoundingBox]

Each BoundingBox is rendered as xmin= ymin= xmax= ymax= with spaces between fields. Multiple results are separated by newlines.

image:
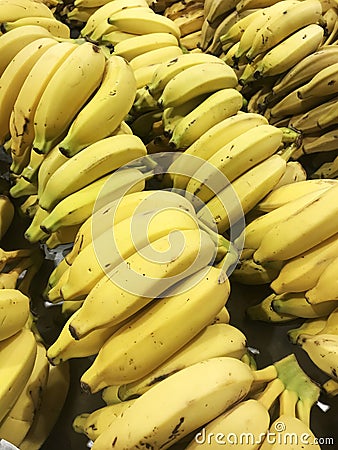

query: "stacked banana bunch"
xmin=0 ymin=0 xmax=70 ymax=38
xmin=71 ymin=350 xmax=321 ymax=449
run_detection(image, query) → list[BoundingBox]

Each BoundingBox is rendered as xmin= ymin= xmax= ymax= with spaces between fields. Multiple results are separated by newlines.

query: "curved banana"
xmin=272 ymin=292 xmax=337 ymax=318
xmin=10 ymin=41 xmax=78 ymax=158
xmin=32 ymin=42 xmax=106 ymax=155
xmin=2 ymin=16 xmax=71 ymax=38
xmin=287 ymin=317 xmax=327 ymax=344
xmin=302 ymin=128 xmax=338 ymax=154
xmin=0 ymin=289 xmax=30 ymax=341
xmin=24 ymin=206 xmax=49 ymax=243
xmin=0 ymin=0 xmax=54 ymax=22
xmin=298 ymin=62 xmax=338 ymax=99
xmin=20 ymin=151 xmax=45 ymax=183
xmin=45 ymin=225 xmax=81 ymax=249
xmin=117 ymin=322 xmax=247 ymax=401
xmin=169 ymin=88 xmax=243 ymax=150
xmin=0 ymin=37 xmax=57 ymax=144
xmin=246 ymin=292 xmax=295 ymax=322
xmin=58 ymin=56 xmax=137 ymax=157
xmin=129 ymin=45 xmax=183 ymax=71
xmin=36 ymin=145 xmax=68 ymax=198
xmin=219 ymin=9 xmax=263 ymax=46
xmin=0 ymin=195 xmax=14 ymax=239
xmin=68 ymin=229 xmax=217 ymax=339
xmin=231 ymin=258 xmax=282 ymax=285
xmin=158 ymin=62 xmax=238 ymax=108
xmin=133 ymin=63 xmax=162 ymax=89
xmin=290 ymin=96 xmax=338 ymax=134
xmin=306 ymin=255 xmax=338 ymax=304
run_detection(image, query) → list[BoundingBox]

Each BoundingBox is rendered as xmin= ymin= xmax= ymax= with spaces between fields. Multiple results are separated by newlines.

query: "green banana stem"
xmin=279 ymin=127 xmax=302 ymax=145
xmin=277 ymin=142 xmax=301 ymax=162
xmin=279 ymin=388 xmax=298 ymax=417
xmin=252 ymin=365 xmax=278 ymax=383
xmin=255 ymin=378 xmax=285 ymax=411
xmin=241 ymin=351 xmax=257 ymax=370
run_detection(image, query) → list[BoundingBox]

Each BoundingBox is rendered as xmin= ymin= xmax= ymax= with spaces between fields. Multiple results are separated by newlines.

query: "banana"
xmin=185 ymin=124 xmax=283 ymax=204
xmin=271 ymin=232 xmax=338 ymax=294
xmin=173 ymin=9 xmax=204 ymax=37
xmin=272 ymin=45 xmax=338 ymax=98
xmin=311 ymin=154 xmax=338 ymax=179
xmin=10 ymin=41 xmax=78 ymax=158
xmin=80 ymin=266 xmax=230 ymax=391
xmin=45 ymin=225 xmax=81 ymax=249
xmin=170 ymin=112 xmax=269 ymax=191
xmin=133 ymin=63 xmax=162 ymax=89
xmin=206 ymin=0 xmax=238 ymax=23
xmin=157 ymin=62 xmax=238 ymax=109
xmin=9 ymin=176 xmax=38 ymax=198
xmin=253 ymin=183 xmax=338 ymax=264
xmin=236 ymin=0 xmax=280 ymax=11
xmin=306 ymin=256 xmax=338 ymax=304
xmin=36 ymin=145 xmax=68 ymax=198
xmin=0 ymin=25 xmax=54 ymax=77
xmin=23 ymin=206 xmax=49 ymax=243
xmin=0 ymin=0 xmax=54 ymax=22
xmin=39 ymin=134 xmax=147 ymax=211
xmin=219 ymin=9 xmax=265 ymax=46
xmin=68 ymin=229 xmax=217 ymax=339
xmin=246 ymin=292 xmax=295 ymax=322
xmin=206 ymin=10 xmax=242 ymax=55
xmin=288 ymin=317 xmax=327 ymax=344
xmin=2 ymin=17 xmax=71 ymax=38
xmin=320 ymin=306 xmax=338 ymax=334
xmin=60 ymin=206 xmax=198 ymax=301
xmin=66 ymin=6 xmax=98 ymax=23
xmin=303 ymin=127 xmax=338 ymax=154
xmin=101 ymin=29 xmax=136 ymax=46
xmin=39 ymin=168 xmax=146 ymax=233
xmin=80 ymin=0 xmax=149 ymax=37
xmin=272 ymin=161 xmax=307 ymax=189
xmin=113 ymin=32 xmax=178 ymax=61
xmin=32 ymin=42 xmax=106 ymax=155
xmin=322 ymin=378 xmax=338 ymax=396
xmin=19 ymin=362 xmax=70 ymax=450
xmin=0 ymin=342 xmax=49 ymax=447
xmin=180 ymin=30 xmax=202 ymax=50
xmin=290 ymin=96 xmax=338 ymax=133
xmin=317 ymin=95 xmax=338 ymax=129
xmin=58 ymin=56 xmax=137 ymax=158
xmin=0 ymin=195 xmax=14 ymax=239
xmin=272 ymin=292 xmax=338 ymax=318
xmin=246 ymin=0 xmax=323 ymax=61
xmin=298 ymin=62 xmax=338 ymax=99
xmin=73 ymin=400 xmax=137 ymax=441
xmin=197 ymin=154 xmax=287 ymax=234
xmin=231 ymin=257 xmax=282 ymax=285
xmin=0 ymin=36 xmax=58 ymax=145
xmin=0 ymin=289 xmax=30 ymax=341
xmin=129 ymin=45 xmax=183 ymax=71
xmin=147 ymin=52 xmax=226 ymax=99
xmin=298 ymin=333 xmax=338 ymax=380
xmin=169 ymin=88 xmax=243 ymax=150
xmin=252 ymin=24 xmax=324 ymax=79
xmin=19 ymin=194 xmax=38 ymax=218
xmin=19 ymin=150 xmax=45 ymax=183
xmin=47 ymin=309 xmax=125 ymax=365
xmin=0 ymin=329 xmax=37 ymax=422
xmin=107 ymin=7 xmax=181 ymax=38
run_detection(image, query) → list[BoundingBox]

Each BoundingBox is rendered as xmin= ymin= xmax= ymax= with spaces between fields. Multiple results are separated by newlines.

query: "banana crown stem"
xmin=255 ymin=377 xmax=285 ymax=411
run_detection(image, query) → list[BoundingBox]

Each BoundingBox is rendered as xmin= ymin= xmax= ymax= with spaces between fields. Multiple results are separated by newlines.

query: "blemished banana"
xmin=91 ymin=357 xmax=254 ymax=449
xmin=58 ymin=56 xmax=137 ymax=157
xmin=0 ymin=329 xmax=37 ymax=423
xmin=157 ymin=62 xmax=238 ymax=109
xmin=272 ymin=45 xmax=338 ymax=97
xmin=185 ymin=124 xmax=283 ymax=204
xmin=32 ymin=42 xmax=106 ymax=155
xmin=117 ymin=323 xmax=247 ymax=401
xmin=147 ymin=52 xmax=226 ymax=99
xmin=39 ymin=168 xmax=146 ymax=233
xmin=39 ymin=134 xmax=147 ymax=211
xmin=302 ymin=127 xmax=338 ymax=154
xmin=47 ymin=309 xmax=125 ymax=365
xmin=272 ymin=292 xmax=338 ymax=318
xmin=19 ymin=194 xmax=38 ymax=219
xmin=68 ymin=229 xmax=217 ymax=339
xmin=246 ymin=292 xmax=295 ymax=323
xmin=206 ymin=0 xmax=238 ymax=23
xmin=206 ymin=10 xmax=241 ymax=55
xmin=287 ymin=317 xmax=327 ymax=344
xmin=289 ymin=96 xmax=338 ymax=134
xmin=130 ymin=45 xmax=184 ymax=71
xmin=252 ymin=24 xmax=324 ymax=79
xmin=256 ymin=178 xmax=338 ymax=212
xmin=231 ymin=258 xmax=282 ymax=285
xmin=80 ymin=266 xmax=230 ymax=391
xmin=0 ymin=342 xmax=49 ymax=447
xmin=10 ymin=41 xmax=78 ymax=158
xmin=317 ymin=95 xmax=338 ymax=129
xmin=0 ymin=24 xmax=53 ymax=78
xmin=2 ymin=17 xmax=71 ymax=39
xmin=271 ymin=232 xmax=338 ymax=294
xmin=174 ymin=9 xmax=204 ymax=38
xmin=73 ymin=400 xmax=137 ymax=441
xmin=180 ymin=30 xmax=202 ymax=50
xmin=80 ymin=0 xmax=149 ymax=37
xmin=60 ymin=206 xmax=198 ymax=301
xmin=24 ymin=206 xmax=49 ymax=243
xmin=19 ymin=362 xmax=70 ymax=450
xmin=298 ymin=62 xmax=338 ymax=99
xmin=236 ymin=0 xmax=280 ymax=11
xmin=322 ymin=378 xmax=338 ymax=396
xmin=169 ymin=88 xmax=243 ymax=150
xmin=306 ymin=256 xmax=338 ymax=304
xmin=246 ymin=0 xmax=323 ymax=61
xmin=113 ymin=32 xmax=178 ymax=61
xmin=253 ymin=183 xmax=338 ymax=264
xmin=197 ymin=154 xmax=287 ymax=234
xmin=0 ymin=289 xmax=30 ymax=341
xmin=107 ymin=7 xmax=181 ymax=39
xmin=168 ymin=112 xmax=269 ymax=190
xmin=298 ymin=333 xmax=338 ymax=380
xmin=0 ymin=195 xmax=14 ymax=239
xmin=0 ymin=0 xmax=54 ymax=22
xmin=0 ymin=36 xmax=58 ymax=145
xmin=219 ymin=9 xmax=266 ymax=46
xmin=45 ymin=225 xmax=82 ymax=250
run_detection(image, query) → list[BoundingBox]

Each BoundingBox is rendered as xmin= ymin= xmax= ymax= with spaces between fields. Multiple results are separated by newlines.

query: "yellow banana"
xmin=0 ymin=195 xmax=14 ymax=239
xmin=306 ymin=255 xmax=338 ymax=304
xmin=2 ymin=16 xmax=71 ymax=38
xmin=298 ymin=62 xmax=338 ymax=99
xmin=0 ymin=289 xmax=30 ymax=341
xmin=272 ymin=292 xmax=338 ymax=318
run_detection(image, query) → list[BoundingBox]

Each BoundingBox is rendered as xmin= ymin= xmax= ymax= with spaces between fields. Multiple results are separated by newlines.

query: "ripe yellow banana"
xmin=20 ymin=150 xmax=45 ymax=183
xmin=246 ymin=292 xmax=295 ymax=323
xmin=0 ymin=329 xmax=37 ymax=422
xmin=0 ymin=195 xmax=14 ymax=239
xmin=231 ymin=257 xmax=282 ymax=285
xmin=58 ymin=56 xmax=137 ymax=157
xmin=2 ymin=16 xmax=71 ymax=38
xmin=219 ymin=9 xmax=264 ymax=46
xmin=117 ymin=322 xmax=247 ymax=401
xmin=32 ymin=42 xmax=106 ymax=155
xmin=36 ymin=145 xmax=68 ymax=198
xmin=158 ymin=62 xmax=238 ymax=108
xmin=68 ymin=228 xmax=217 ymax=339
xmin=91 ymin=357 xmax=254 ymax=449
xmin=169 ymin=88 xmax=243 ymax=150
xmin=0 ymin=289 xmax=30 ymax=341
xmin=287 ymin=317 xmax=327 ymax=344
xmin=129 ymin=45 xmax=183 ymax=71
xmin=0 ymin=0 xmax=54 ymax=22
xmin=45 ymin=225 xmax=81 ymax=249
xmin=23 ymin=205 xmax=49 ymax=243
xmin=306 ymin=255 xmax=338 ymax=304
xmin=298 ymin=62 xmax=338 ymax=99
xmin=133 ymin=63 xmax=162 ymax=89
xmin=0 ymin=36 xmax=57 ymax=144
xmin=272 ymin=292 xmax=337 ymax=318
xmin=10 ymin=41 xmax=78 ymax=158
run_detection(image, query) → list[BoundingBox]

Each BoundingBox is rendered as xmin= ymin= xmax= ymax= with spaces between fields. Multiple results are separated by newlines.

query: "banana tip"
xmin=80 ymin=381 xmax=92 ymax=395
xmin=69 ymin=323 xmax=80 ymax=341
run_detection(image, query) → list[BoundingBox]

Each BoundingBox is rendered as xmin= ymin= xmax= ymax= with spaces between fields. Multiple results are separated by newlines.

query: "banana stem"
xmin=280 ymin=127 xmax=302 ymax=145
xmin=296 ymin=397 xmax=312 ymax=427
xmin=279 ymin=388 xmax=298 ymax=417
xmin=277 ymin=142 xmax=301 ymax=162
xmin=255 ymin=378 xmax=285 ymax=410
xmin=252 ymin=365 xmax=278 ymax=383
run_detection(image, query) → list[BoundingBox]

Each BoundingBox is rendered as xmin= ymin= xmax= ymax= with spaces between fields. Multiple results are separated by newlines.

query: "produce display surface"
xmin=0 ymin=0 xmax=338 ymax=448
